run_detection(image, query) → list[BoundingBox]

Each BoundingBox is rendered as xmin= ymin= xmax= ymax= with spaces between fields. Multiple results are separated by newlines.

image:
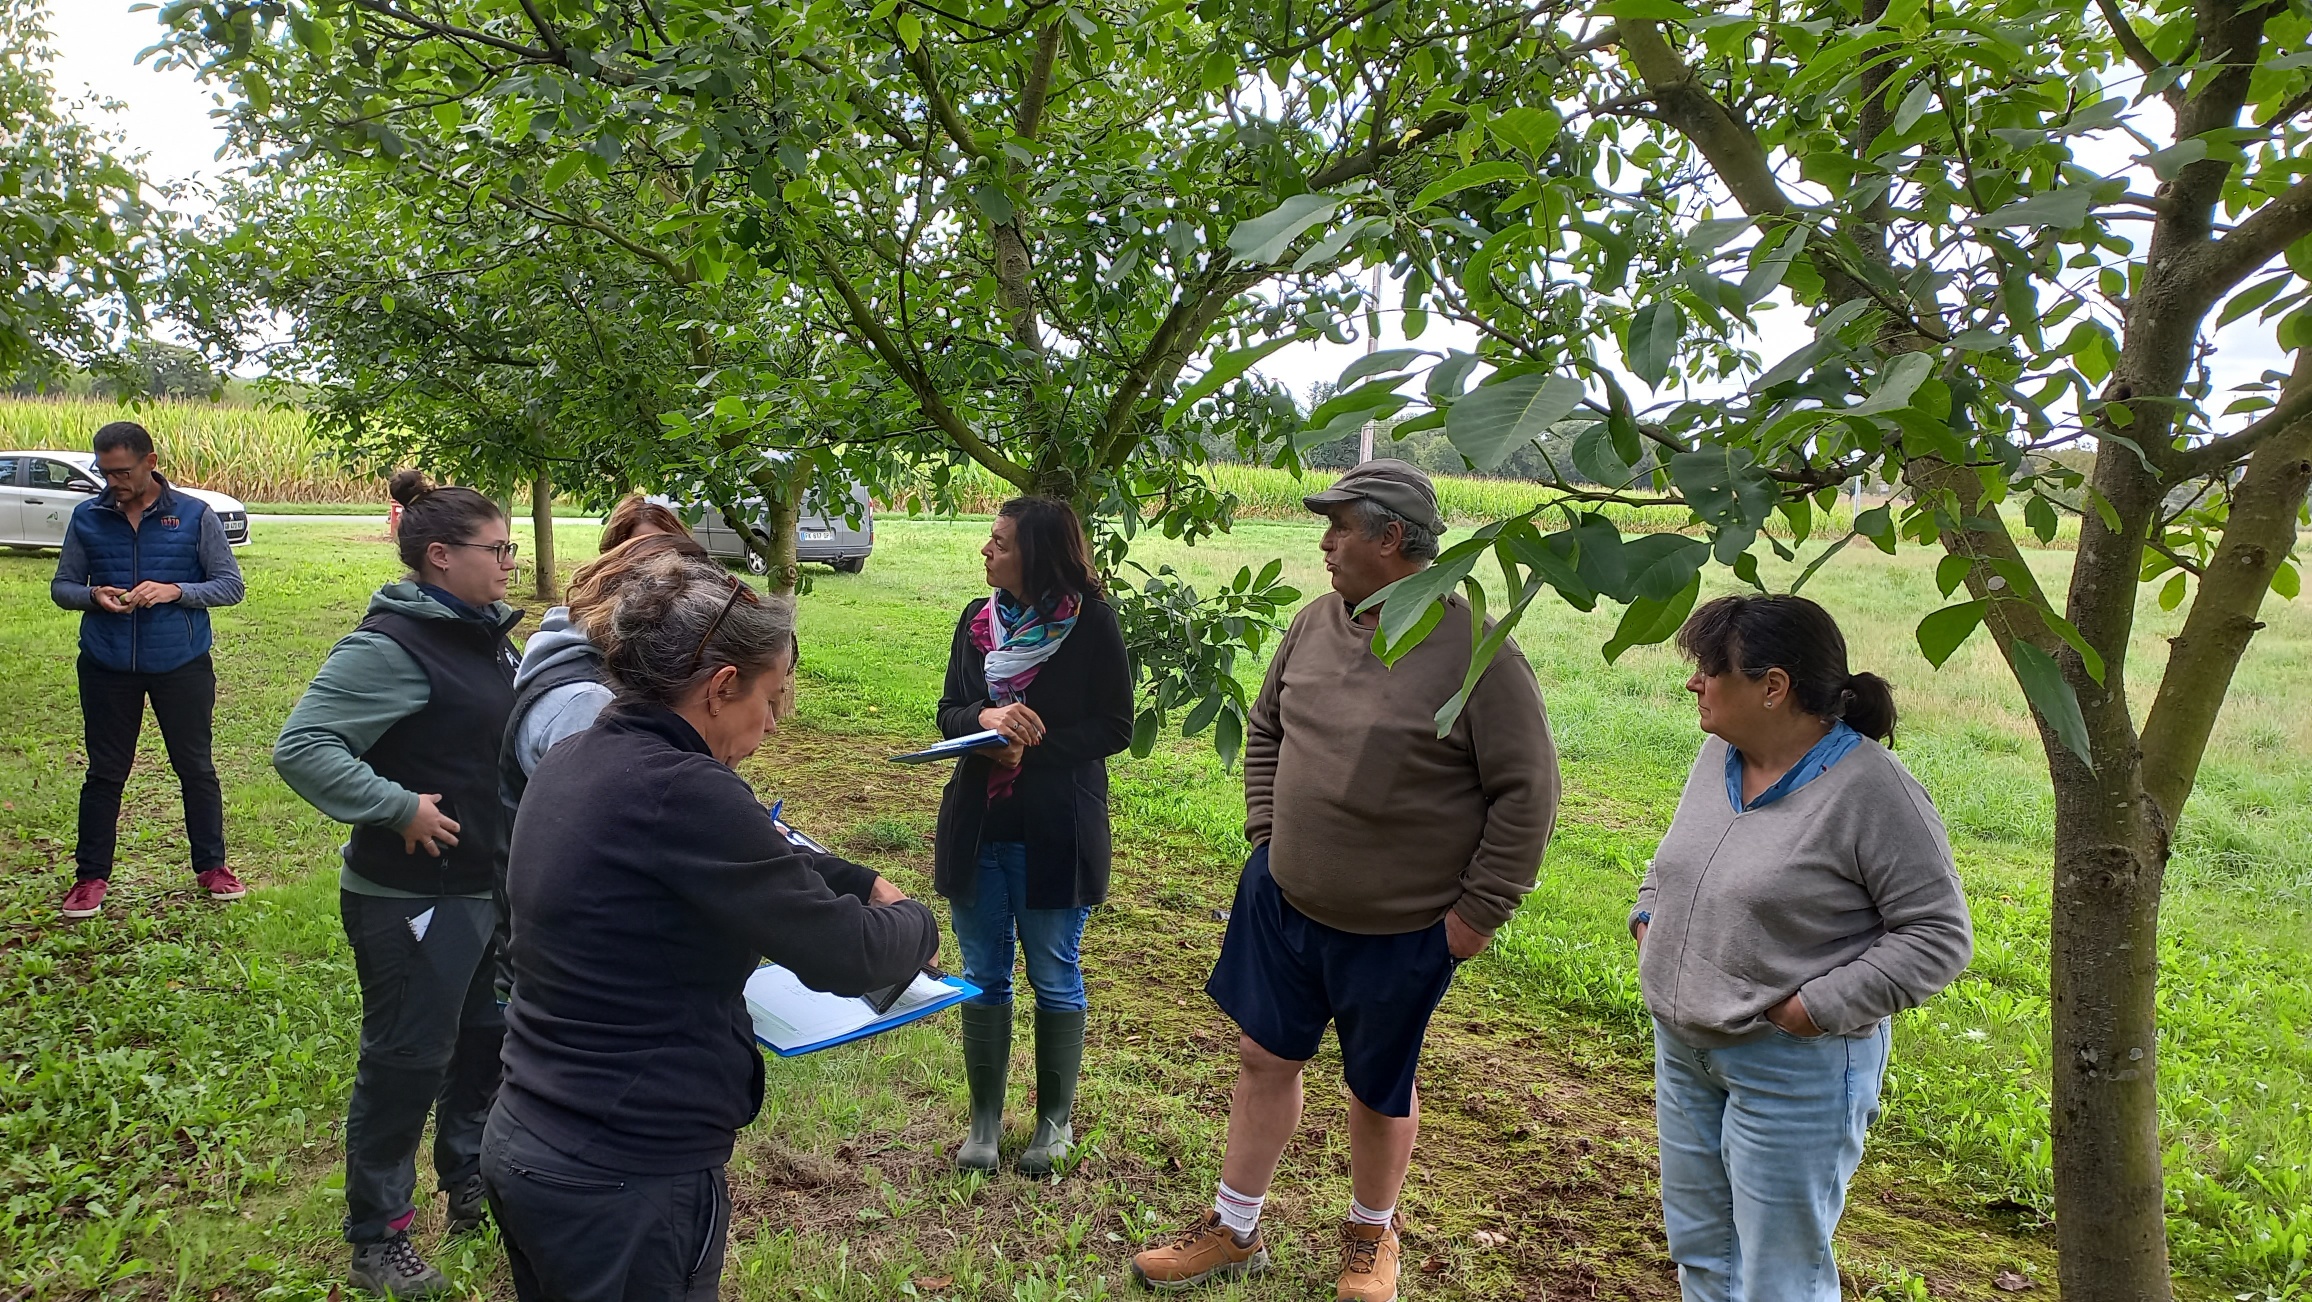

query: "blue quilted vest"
xmin=65 ymin=477 xmax=216 ymax=673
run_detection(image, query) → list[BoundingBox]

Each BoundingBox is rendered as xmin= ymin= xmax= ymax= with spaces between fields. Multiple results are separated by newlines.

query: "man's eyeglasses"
xmin=688 ymin=574 xmax=761 ymax=675
xmin=447 ymin=541 xmax=520 ymax=563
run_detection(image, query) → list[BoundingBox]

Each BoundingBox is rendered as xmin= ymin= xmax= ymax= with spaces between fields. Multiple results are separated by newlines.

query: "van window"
xmin=28 ymin=459 xmax=88 ymax=489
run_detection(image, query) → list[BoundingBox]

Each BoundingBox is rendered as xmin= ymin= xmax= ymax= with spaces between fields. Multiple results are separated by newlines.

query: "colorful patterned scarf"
xmin=971 ymin=591 xmax=1080 ymax=799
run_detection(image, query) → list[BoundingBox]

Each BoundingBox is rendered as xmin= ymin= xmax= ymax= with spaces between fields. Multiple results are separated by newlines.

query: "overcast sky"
xmin=41 ymin=2 xmax=2283 ymax=414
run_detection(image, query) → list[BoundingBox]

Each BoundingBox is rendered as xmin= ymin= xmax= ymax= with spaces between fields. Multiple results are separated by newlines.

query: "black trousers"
xmin=340 ymin=891 xmax=506 ymax=1243
xmin=482 ymin=1103 xmax=727 ymax=1302
xmin=75 ymin=652 xmax=226 ymax=880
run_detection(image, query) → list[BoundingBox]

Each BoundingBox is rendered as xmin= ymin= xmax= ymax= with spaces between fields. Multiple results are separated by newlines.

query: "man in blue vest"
xmin=50 ymin=421 xmax=247 ymax=919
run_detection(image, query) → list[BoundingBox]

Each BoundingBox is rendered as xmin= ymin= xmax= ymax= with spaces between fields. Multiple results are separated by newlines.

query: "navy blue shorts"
xmin=1204 ymin=844 xmax=1459 ymax=1117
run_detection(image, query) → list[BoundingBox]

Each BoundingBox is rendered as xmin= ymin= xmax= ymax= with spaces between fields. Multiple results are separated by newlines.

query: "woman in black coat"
xmin=934 ymin=496 xmax=1133 ymax=1175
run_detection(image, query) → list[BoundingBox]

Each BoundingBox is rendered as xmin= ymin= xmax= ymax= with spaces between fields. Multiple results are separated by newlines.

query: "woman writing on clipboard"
xmin=935 ymin=497 xmax=1134 ymax=1174
xmin=485 ymin=551 xmax=936 ymax=1300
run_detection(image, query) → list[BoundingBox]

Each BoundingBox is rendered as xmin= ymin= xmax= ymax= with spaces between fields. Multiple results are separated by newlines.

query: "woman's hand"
xmin=1766 ymin=993 xmax=1823 ymax=1038
xmin=1632 ymin=920 xmax=1649 ymax=948
xmin=868 ymin=876 xmax=909 ymax=906
xmin=979 ymin=702 xmax=1046 ymax=747
xmin=400 ymin=793 xmax=462 ymax=856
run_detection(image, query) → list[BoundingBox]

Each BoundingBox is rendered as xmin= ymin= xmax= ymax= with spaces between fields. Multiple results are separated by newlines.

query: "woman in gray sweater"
xmin=1631 ymin=594 xmax=1972 ymax=1302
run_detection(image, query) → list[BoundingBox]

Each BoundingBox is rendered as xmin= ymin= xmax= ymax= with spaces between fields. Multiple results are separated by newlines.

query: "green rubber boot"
xmin=1018 ymin=1007 xmax=1087 ymax=1177
xmin=956 ymin=1001 xmax=1011 ymax=1171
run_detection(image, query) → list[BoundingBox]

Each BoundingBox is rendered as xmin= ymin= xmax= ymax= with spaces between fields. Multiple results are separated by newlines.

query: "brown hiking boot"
xmin=1129 ymin=1210 xmax=1269 ymax=1291
xmin=1335 ymin=1216 xmax=1401 ymax=1302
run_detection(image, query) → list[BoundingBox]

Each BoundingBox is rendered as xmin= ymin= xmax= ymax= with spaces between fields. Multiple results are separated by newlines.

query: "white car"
xmin=0 ymin=450 xmax=252 ymax=550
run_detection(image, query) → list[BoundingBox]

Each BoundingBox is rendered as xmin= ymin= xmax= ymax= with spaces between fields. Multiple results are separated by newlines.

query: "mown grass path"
xmin=4 ymin=518 xmax=2301 ymax=1300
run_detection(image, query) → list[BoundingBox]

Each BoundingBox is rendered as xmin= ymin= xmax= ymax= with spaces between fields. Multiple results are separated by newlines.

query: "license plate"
xmin=802 ymin=530 xmax=834 ymax=541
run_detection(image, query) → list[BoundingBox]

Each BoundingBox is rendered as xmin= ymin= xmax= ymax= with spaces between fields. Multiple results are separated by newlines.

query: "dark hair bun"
xmin=388 ymin=469 xmax=434 ymax=506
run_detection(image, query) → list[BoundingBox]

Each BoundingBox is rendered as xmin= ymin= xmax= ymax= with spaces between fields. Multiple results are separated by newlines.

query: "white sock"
xmin=1348 ymin=1197 xmax=1395 ymax=1228
xmin=1214 ymin=1181 xmax=1264 ymax=1240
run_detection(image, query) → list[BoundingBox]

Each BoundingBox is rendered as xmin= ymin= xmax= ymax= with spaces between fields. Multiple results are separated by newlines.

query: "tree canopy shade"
xmin=1271 ymin=0 xmax=2308 ymax=1296
xmin=0 ymin=1 xmax=168 ymax=388
xmin=150 ymin=0 xmax=1559 ymax=759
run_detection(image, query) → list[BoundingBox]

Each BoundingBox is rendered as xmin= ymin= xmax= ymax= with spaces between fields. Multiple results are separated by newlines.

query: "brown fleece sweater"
xmin=1243 ymin=592 xmax=1560 ymax=935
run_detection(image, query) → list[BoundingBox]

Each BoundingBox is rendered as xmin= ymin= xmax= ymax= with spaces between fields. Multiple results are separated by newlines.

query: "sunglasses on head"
xmin=687 ymin=574 xmax=761 ymax=676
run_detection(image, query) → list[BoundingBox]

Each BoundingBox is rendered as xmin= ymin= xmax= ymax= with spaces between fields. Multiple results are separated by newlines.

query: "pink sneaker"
xmin=61 ymin=878 xmax=108 ymax=918
xmin=197 ymin=867 xmax=248 ymax=901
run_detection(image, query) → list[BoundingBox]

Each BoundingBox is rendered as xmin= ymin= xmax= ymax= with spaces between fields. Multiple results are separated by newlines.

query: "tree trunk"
xmin=530 ymin=467 xmax=558 ymax=603
xmin=762 ymin=481 xmax=803 ymax=599
xmin=2049 ymin=749 xmax=2175 ymax=1302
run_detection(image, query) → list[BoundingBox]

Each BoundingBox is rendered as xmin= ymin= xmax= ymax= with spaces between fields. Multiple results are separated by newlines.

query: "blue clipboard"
xmin=745 ymin=966 xmax=980 ymax=1057
xmin=889 ymin=729 xmax=1009 ymax=764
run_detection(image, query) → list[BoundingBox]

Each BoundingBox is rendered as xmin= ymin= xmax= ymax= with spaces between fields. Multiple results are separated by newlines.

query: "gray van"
xmin=652 ymin=483 xmax=874 ymax=575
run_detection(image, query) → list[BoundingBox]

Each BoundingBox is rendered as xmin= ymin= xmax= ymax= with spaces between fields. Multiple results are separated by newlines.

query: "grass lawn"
xmin=2 ymin=516 xmax=2304 ymax=1301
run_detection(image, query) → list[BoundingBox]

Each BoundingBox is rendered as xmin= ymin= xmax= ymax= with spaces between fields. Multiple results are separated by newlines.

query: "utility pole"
xmin=1358 ymin=263 xmax=1380 ymax=464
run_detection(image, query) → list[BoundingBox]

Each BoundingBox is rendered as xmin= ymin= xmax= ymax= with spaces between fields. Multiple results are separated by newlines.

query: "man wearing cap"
xmin=1131 ymin=459 xmax=1560 ymax=1301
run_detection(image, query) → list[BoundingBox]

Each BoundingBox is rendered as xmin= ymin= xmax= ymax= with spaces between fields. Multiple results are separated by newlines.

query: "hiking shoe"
xmin=349 ymin=1232 xmax=452 ymax=1298
xmin=1335 ymin=1216 xmax=1402 ymax=1302
xmin=444 ymin=1173 xmax=488 ymax=1235
xmin=196 ymin=867 xmax=247 ymax=901
xmin=60 ymin=878 xmax=108 ymax=919
xmin=1130 ymin=1210 xmax=1269 ymax=1291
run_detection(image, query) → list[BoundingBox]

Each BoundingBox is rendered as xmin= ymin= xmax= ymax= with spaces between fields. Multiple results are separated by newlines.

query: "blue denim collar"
xmin=1726 ymin=720 xmax=1863 ymax=812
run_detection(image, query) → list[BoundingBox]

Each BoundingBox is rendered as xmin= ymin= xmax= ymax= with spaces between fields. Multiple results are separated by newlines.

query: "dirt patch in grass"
xmin=717 ymin=721 xmax=2065 ymax=1301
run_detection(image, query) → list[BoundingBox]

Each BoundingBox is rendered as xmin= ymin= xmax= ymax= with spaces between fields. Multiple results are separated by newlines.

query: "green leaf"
xmin=1488 ymin=107 xmax=1561 ymax=158
xmin=1667 ymin=446 xmax=1776 ymax=531
xmin=1446 ymin=373 xmax=1585 ymax=470
xmin=1129 ymin=709 xmax=1160 ymax=758
xmin=1849 ymin=351 xmax=1933 ymax=416
xmin=1307 ymin=374 xmax=1415 ymax=428
xmin=895 ymin=9 xmax=924 ymax=51
xmin=2218 ymin=273 xmax=2294 ymax=328
xmin=2011 ymin=641 xmax=2094 ymax=769
xmin=1166 ymin=335 xmax=1302 ymax=425
xmin=1890 ymin=78 xmax=1934 ymax=136
xmin=1972 ymin=184 xmax=2095 ymax=231
xmin=1739 ymin=226 xmax=1808 ymax=303
xmin=1337 ymin=348 xmax=1431 ymax=389
xmin=1603 ymin=573 xmax=1702 ymax=663
xmin=1572 ymin=421 xmax=1635 ymax=486
xmin=1426 ymin=349 xmax=1481 ymax=401
xmin=1359 ymin=546 xmax=1483 ymax=660
xmin=2140 ymin=138 xmax=2206 ymax=182
xmin=2271 ymin=561 xmax=2300 ymax=600
xmin=2158 ymin=571 xmax=2187 ymax=611
xmin=1290 ymin=216 xmax=1376 ymax=273
xmin=1601 ymin=0 xmax=1698 ymax=19
xmin=1412 ymin=161 xmax=1528 ymax=210
xmin=1855 ymin=504 xmax=1897 ymax=554
xmin=970 ymin=182 xmax=1014 ymax=225
xmin=1626 ymin=300 xmax=1682 ymax=388
xmin=1915 ymin=599 xmax=1987 ymax=668
xmin=1228 ymin=194 xmax=1340 ymax=265
xmin=2024 ymin=493 xmax=2058 ymax=542
xmin=543 ymin=152 xmax=585 ymax=190
xmin=1684 ymin=216 xmax=1752 ymax=254
xmin=1935 ymin=552 xmax=1972 ymax=597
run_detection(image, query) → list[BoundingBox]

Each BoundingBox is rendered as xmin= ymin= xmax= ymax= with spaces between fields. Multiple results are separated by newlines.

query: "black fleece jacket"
xmin=499 ymin=704 xmax=937 ymax=1173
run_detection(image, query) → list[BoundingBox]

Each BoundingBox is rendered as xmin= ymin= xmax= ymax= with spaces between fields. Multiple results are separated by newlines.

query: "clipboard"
xmin=744 ymin=964 xmax=980 ymax=1056
xmin=889 ymin=729 xmax=1010 ymax=764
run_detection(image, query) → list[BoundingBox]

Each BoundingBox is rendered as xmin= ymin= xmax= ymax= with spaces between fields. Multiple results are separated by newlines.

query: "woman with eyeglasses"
xmin=273 ymin=469 xmax=526 ymax=1298
xmin=485 ymin=551 xmax=936 ymax=1301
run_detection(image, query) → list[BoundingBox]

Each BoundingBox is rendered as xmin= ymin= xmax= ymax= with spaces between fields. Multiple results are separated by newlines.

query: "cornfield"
xmin=0 ymin=398 xmax=384 ymax=503
xmin=0 ymin=397 xmax=2074 ymax=547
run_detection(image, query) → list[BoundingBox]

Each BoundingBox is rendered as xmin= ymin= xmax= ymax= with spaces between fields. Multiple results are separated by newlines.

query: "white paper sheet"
xmin=743 ymin=966 xmax=953 ymax=1053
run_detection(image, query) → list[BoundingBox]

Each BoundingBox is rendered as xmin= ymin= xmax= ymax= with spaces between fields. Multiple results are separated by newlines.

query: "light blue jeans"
xmin=949 ymin=841 xmax=1091 ymax=1012
xmin=1653 ymin=1018 xmax=1891 ymax=1302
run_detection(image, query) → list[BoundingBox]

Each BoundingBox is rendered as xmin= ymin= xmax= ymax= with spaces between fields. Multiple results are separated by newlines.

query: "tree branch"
xmin=2138 ymin=347 xmax=2312 ymax=823
xmin=1015 ymin=22 xmax=1063 ymax=141
xmin=2173 ymin=357 xmax=2312 ymax=477
xmin=901 ymin=40 xmax=983 ymax=160
xmin=2092 ymin=0 xmax=2179 ymax=106
xmin=807 ymin=240 xmax=1033 ymax=488
xmin=2180 ymin=173 xmax=2312 ymax=313
xmin=1305 ymin=111 xmax=1468 ymax=189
